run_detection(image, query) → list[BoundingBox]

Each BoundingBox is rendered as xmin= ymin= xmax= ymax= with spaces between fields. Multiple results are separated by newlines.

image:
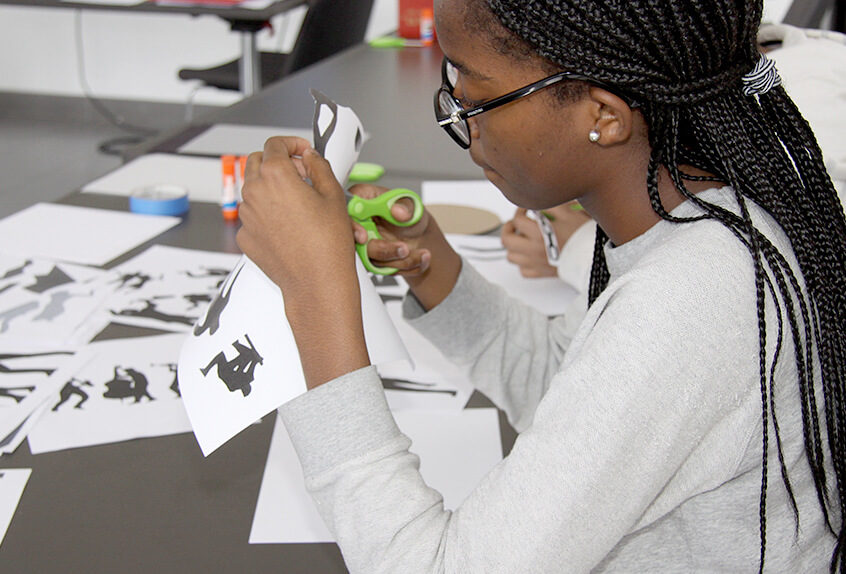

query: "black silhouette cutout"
xmin=53 ymin=378 xmax=93 ymax=411
xmin=154 ymin=362 xmax=180 ymax=397
xmin=111 ymin=298 xmax=194 ymax=326
xmin=193 ymin=260 xmax=244 ymax=337
xmin=381 ymin=377 xmax=458 ymax=396
xmin=0 ymin=259 xmax=32 ymax=280
xmin=200 ymin=334 xmax=263 ymax=397
xmin=103 ymin=366 xmax=154 ymax=403
xmin=0 ymin=351 xmax=73 ymax=375
xmin=113 ymin=272 xmax=154 ymax=290
xmin=0 ymin=385 xmax=35 ymax=403
xmin=26 ymin=265 xmax=73 ymax=294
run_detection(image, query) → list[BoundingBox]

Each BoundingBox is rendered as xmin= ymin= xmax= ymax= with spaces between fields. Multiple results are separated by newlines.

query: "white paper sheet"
xmin=178 ymin=124 xmax=315 ymax=157
xmin=421 ymin=180 xmax=520 ymax=224
xmin=178 ymin=256 xmax=410 ymax=456
xmin=0 ymin=203 xmax=181 ymax=267
xmin=27 ymin=334 xmax=192 ymax=454
xmin=0 ymin=468 xmax=31 ymax=548
xmin=82 ymin=154 xmax=222 ymax=203
xmin=249 ymin=408 xmax=502 ymax=544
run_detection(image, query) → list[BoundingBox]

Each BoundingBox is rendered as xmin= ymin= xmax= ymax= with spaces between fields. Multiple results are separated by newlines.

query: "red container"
xmin=398 ymin=0 xmax=435 ymax=39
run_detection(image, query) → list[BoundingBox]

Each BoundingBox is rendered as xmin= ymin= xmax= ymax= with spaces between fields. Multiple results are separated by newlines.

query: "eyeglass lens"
xmin=439 ymin=60 xmax=470 ymax=146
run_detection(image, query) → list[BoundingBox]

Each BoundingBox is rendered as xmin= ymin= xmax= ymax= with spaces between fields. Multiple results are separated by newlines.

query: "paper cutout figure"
xmin=0 ymin=260 xmax=32 ymax=280
xmin=25 ymin=265 xmax=73 ymax=294
xmin=193 ymin=259 xmax=243 ymax=337
xmin=113 ymin=271 xmax=155 ymax=290
xmin=153 ymin=363 xmax=181 ymax=397
xmin=103 ymin=366 xmax=154 ymax=403
xmin=0 ymin=351 xmax=73 ymax=375
xmin=111 ymin=298 xmax=195 ymax=326
xmin=0 ymin=302 xmax=39 ymax=333
xmin=178 ymin=91 xmax=410 ymax=456
xmin=199 ymin=334 xmax=263 ymax=397
xmin=381 ymin=377 xmax=458 ymax=396
xmin=0 ymin=386 xmax=35 ymax=403
xmin=53 ymin=378 xmax=93 ymax=411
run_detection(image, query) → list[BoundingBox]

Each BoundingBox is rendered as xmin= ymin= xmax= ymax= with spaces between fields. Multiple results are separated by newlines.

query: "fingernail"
xmin=420 ymin=251 xmax=430 ymax=271
xmin=397 ymin=244 xmax=409 ymax=258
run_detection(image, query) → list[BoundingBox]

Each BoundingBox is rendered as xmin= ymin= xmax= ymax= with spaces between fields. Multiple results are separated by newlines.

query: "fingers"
xmin=365 ymin=239 xmax=430 ymax=276
xmin=263 ymin=135 xmax=312 ymax=160
xmin=250 ymin=136 xmax=314 ymax=185
xmin=301 ymin=147 xmax=343 ymax=197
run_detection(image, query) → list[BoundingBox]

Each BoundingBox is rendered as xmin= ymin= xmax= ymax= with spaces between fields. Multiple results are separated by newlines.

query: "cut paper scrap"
xmin=0 ymin=468 xmax=32 ymax=548
xmin=178 ymin=91 xmax=410 ymax=456
xmin=0 ymin=203 xmax=181 ymax=267
xmin=27 ymin=334 xmax=192 ymax=454
xmin=249 ymin=409 xmax=503 ymax=543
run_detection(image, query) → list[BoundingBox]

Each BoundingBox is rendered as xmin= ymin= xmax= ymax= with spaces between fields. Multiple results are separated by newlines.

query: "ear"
xmin=586 ymin=86 xmax=634 ymax=146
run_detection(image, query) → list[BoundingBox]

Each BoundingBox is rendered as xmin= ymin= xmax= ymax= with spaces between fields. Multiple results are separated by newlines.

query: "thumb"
xmin=303 ymin=148 xmax=343 ymax=196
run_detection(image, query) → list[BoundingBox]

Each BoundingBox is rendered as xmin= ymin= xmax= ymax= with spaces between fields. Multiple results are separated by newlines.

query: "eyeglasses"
xmin=433 ymin=57 xmax=636 ymax=149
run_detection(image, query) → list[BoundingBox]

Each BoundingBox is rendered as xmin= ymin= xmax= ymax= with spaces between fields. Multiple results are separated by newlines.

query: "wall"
xmin=0 ymin=1 xmax=397 ymax=106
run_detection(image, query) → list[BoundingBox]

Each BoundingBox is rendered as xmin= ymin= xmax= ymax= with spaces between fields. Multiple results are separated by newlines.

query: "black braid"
xmin=472 ymin=0 xmax=846 ymax=570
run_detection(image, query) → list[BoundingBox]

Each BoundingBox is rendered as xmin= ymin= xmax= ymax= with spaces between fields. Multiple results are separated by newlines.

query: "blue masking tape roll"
xmin=129 ymin=185 xmax=190 ymax=216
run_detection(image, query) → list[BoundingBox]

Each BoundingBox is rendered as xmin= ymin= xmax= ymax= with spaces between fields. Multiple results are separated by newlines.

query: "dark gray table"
xmin=0 ymin=42 xmax=515 ymax=571
xmin=137 ymin=41 xmax=487 ymax=181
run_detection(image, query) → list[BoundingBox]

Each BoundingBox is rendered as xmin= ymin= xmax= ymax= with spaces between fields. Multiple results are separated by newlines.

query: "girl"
xmin=236 ymin=0 xmax=846 ymax=571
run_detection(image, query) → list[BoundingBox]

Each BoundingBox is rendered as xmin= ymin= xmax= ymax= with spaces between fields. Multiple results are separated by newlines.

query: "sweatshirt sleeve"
xmin=402 ymin=260 xmax=578 ymax=431
xmin=278 ymin=228 xmax=762 ymax=573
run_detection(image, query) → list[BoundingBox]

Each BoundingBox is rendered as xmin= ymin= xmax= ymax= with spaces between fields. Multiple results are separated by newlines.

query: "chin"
xmin=483 ymin=170 xmax=543 ymax=209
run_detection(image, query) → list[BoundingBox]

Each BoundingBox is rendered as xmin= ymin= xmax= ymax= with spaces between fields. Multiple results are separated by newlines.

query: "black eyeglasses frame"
xmin=433 ymin=57 xmax=638 ymax=149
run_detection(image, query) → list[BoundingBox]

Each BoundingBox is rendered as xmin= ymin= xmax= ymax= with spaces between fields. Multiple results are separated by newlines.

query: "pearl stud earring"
xmin=588 ymin=129 xmax=601 ymax=143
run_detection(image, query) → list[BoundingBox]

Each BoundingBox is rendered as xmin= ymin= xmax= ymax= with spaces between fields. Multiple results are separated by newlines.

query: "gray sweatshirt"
xmin=279 ymin=187 xmax=835 ymax=572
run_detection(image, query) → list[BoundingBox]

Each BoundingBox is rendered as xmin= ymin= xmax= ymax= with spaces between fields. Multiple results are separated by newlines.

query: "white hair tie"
xmin=742 ymin=54 xmax=782 ymax=96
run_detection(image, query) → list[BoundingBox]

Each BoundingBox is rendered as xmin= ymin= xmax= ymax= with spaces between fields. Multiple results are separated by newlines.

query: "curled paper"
xmin=177 ymin=92 xmax=410 ymax=456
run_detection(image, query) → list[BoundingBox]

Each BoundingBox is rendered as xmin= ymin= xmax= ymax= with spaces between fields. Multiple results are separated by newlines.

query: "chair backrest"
xmin=282 ymin=0 xmax=376 ymax=77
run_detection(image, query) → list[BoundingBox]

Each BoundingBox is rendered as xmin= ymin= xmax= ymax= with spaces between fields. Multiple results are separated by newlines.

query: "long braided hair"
xmin=467 ymin=0 xmax=846 ymax=571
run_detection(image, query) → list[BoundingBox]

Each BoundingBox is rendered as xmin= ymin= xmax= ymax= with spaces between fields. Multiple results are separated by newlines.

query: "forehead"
xmin=435 ymin=0 xmax=541 ymax=84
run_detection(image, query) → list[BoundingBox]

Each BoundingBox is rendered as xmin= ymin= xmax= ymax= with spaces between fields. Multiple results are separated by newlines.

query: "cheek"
xmin=473 ymin=116 xmax=573 ymax=208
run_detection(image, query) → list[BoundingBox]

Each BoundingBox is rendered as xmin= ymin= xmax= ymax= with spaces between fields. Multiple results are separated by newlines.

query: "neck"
xmin=579 ymin=163 xmax=720 ymax=246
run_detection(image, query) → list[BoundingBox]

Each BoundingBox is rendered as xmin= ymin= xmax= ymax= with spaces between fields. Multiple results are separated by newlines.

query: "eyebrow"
xmin=447 ymin=57 xmax=494 ymax=82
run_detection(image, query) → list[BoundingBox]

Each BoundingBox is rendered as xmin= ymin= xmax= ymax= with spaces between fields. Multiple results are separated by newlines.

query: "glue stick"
xmin=419 ymin=8 xmax=434 ymax=46
xmin=221 ymin=155 xmax=239 ymax=222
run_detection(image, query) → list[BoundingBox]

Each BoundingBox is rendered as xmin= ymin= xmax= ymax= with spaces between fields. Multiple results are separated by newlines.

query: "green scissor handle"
xmin=348 ymin=188 xmax=424 ymax=275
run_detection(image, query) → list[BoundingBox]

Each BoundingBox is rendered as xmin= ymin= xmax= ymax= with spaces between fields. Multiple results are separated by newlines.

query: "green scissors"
xmin=346 ymin=188 xmax=424 ymax=275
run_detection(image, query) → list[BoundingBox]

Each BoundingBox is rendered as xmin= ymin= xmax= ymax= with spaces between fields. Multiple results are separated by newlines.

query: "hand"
xmin=348 ymin=183 xmax=436 ymax=278
xmin=347 ymin=183 xmax=462 ymax=311
xmin=236 ymin=136 xmax=369 ymax=388
xmin=501 ymin=204 xmax=592 ymax=278
xmin=237 ymin=136 xmax=357 ymax=297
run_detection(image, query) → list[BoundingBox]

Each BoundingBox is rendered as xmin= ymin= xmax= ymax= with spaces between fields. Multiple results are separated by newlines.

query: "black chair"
xmin=178 ymin=0 xmax=375 ymax=94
